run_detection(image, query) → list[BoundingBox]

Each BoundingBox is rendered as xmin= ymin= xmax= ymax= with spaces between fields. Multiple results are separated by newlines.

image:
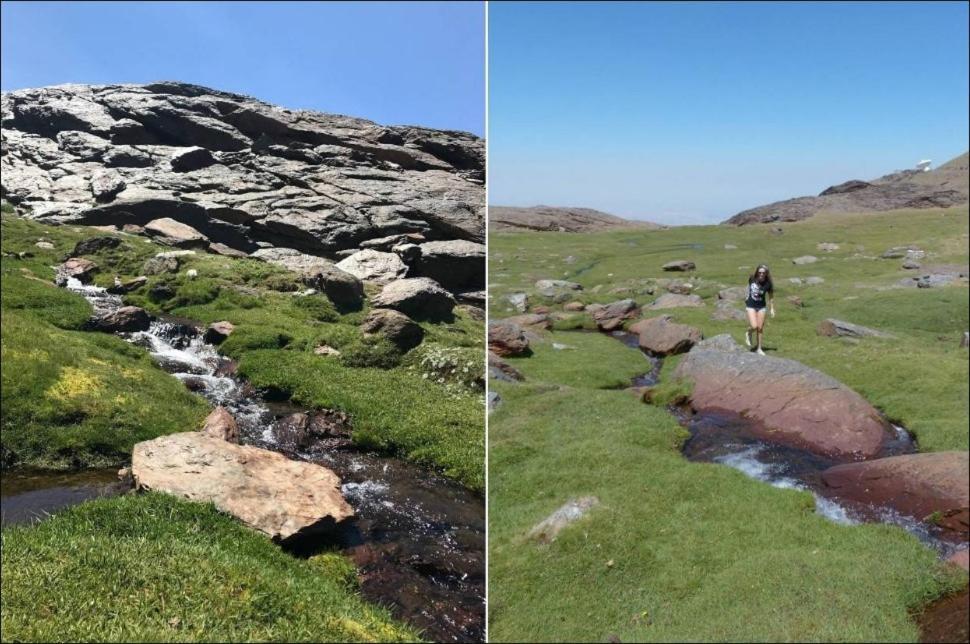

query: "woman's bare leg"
xmin=745 ymin=308 xmax=758 ymax=347
xmin=756 ymin=309 xmax=767 ymax=352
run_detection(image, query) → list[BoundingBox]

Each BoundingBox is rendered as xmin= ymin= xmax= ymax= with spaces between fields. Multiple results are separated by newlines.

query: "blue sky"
xmin=1 ymin=1 xmax=484 ymax=135
xmin=489 ymin=1 xmax=970 ymax=224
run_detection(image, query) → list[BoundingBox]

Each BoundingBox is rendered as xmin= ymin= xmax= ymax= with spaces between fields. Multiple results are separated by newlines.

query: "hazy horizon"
xmin=489 ymin=2 xmax=970 ymax=225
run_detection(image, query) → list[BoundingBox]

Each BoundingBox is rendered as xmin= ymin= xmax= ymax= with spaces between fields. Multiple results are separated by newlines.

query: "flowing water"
xmin=0 ymin=275 xmax=485 ymax=643
xmin=603 ymin=331 xmax=966 ymax=560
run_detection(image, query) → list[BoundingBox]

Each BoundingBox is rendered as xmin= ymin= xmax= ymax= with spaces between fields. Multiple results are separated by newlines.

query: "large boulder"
xmin=303 ymin=263 xmax=363 ymax=308
xmin=131 ymin=432 xmax=353 ymax=541
xmin=821 ymin=452 xmax=969 ymax=539
xmin=272 ymin=410 xmax=352 ymax=453
xmin=88 ymin=305 xmax=151 ymax=332
xmin=674 ymin=337 xmax=894 ymax=461
xmin=335 ymin=249 xmax=408 ymax=284
xmin=488 ymin=351 xmax=524 ymax=382
xmin=360 ymin=308 xmax=424 ymax=350
xmin=591 ymin=299 xmax=639 ymax=332
xmin=71 ymin=235 xmax=121 ymax=257
xmin=170 ymin=146 xmax=216 ymax=172
xmin=629 ymin=315 xmax=701 ymax=355
xmin=411 ymin=240 xmax=485 ymax=290
xmin=370 ymin=277 xmax=455 ymax=319
xmin=144 ymin=218 xmax=208 ymax=249
xmin=488 ymin=321 xmax=530 ymax=357
xmin=203 ymin=320 xmax=235 ymax=344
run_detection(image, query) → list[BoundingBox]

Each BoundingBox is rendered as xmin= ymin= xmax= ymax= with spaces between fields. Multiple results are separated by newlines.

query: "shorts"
xmin=745 ymin=301 xmax=766 ymax=311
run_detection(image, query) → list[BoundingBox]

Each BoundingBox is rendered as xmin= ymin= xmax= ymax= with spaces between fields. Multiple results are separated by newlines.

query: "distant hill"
xmin=723 ymin=152 xmax=969 ymax=225
xmin=489 ymin=205 xmax=664 ymax=232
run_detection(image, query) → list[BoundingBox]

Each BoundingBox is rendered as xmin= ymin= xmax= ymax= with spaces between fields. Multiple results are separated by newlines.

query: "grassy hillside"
xmin=1 ymin=211 xmax=484 ymax=489
xmin=1 ymin=492 xmax=418 ymax=642
xmin=487 ymin=206 xmax=969 ymax=642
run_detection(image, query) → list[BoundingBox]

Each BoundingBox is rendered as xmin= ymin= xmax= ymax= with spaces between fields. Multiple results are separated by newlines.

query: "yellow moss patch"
xmin=45 ymin=367 xmax=104 ymax=403
xmin=326 ymin=616 xmax=413 ymax=642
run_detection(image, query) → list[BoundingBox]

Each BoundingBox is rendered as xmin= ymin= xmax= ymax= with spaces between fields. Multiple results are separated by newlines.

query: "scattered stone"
xmin=314 ymin=344 xmax=341 ymax=357
xmin=360 ymin=308 xmax=423 ymax=350
xmin=711 ymin=300 xmax=746 ymax=321
xmin=201 ymin=406 xmax=239 ymax=443
xmin=507 ymin=292 xmax=529 ymax=312
xmin=502 ymin=313 xmax=552 ymax=330
xmin=527 ymin=496 xmax=600 ymax=544
xmin=272 ymin=410 xmax=351 ymax=453
xmin=563 ymin=301 xmax=585 ymax=312
xmin=71 ymin=235 xmax=121 ymax=257
xmin=821 ymin=452 xmax=969 ymax=539
xmin=170 ymin=146 xmax=216 ymax=172
xmin=203 ymin=320 xmax=235 ymax=344
xmin=488 ymin=351 xmax=523 ymax=382
xmin=303 ymin=263 xmax=364 ymax=308
xmin=675 ymin=338 xmax=894 ymax=461
xmin=787 ymin=296 xmax=803 ymax=308
xmin=142 ymin=254 xmax=180 ymax=275
xmin=488 ymin=321 xmax=530 ymax=357
xmin=817 ymin=319 xmax=894 ymax=339
xmin=901 ymin=259 xmax=921 ymax=270
xmin=56 ymin=257 xmax=98 ymax=283
xmin=805 ymin=276 xmax=825 ymax=285
xmin=107 ymin=275 xmax=147 ymax=294
xmin=35 ymin=241 xmax=55 ymax=249
xmin=666 ymin=282 xmax=693 ymax=295
xmin=662 ymin=260 xmax=695 ymax=272
xmin=88 ymin=305 xmax=151 ymax=332
xmin=647 ymin=293 xmax=704 ymax=310
xmin=961 ymin=332 xmax=969 ymax=349
xmin=534 ymin=279 xmax=583 ymax=301
xmin=592 ymin=298 xmax=639 ymax=332
xmin=724 ymin=244 xmax=738 ymax=250
xmin=792 ymin=255 xmax=818 ymax=265
xmin=629 ymin=315 xmax=702 ymax=355
xmin=717 ymin=286 xmax=747 ymax=303
xmin=947 ymin=549 xmax=970 ymax=572
xmin=144 ymin=217 xmax=208 ymax=249
xmin=817 ymin=242 xmax=839 ymax=252
xmin=694 ymin=334 xmax=746 ymax=353
xmin=335 ymin=249 xmax=408 ymax=284
xmin=209 ymin=242 xmax=248 ymax=258
xmin=789 ymin=277 xmax=803 ymax=285
xmin=131 ymin=432 xmax=353 ymax=541
xmin=370 ymin=277 xmax=455 ymax=319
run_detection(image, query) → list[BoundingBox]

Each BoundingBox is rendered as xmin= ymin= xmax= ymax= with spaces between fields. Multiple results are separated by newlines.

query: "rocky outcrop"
xmin=629 ymin=315 xmax=701 ymax=355
xmin=2 ymin=82 xmax=483 ymax=292
xmin=535 ymin=279 xmax=582 ymax=301
xmin=674 ymin=336 xmax=894 ymax=461
xmin=131 ymin=431 xmax=353 ymax=541
xmin=821 ymin=452 xmax=969 ymax=539
xmin=272 ymin=409 xmax=351 ymax=453
xmin=489 ymin=206 xmax=662 ymax=233
xmin=409 ymin=239 xmax=485 ymax=290
xmin=725 ymin=152 xmax=969 ymax=225
xmin=253 ymin=247 xmax=363 ymax=306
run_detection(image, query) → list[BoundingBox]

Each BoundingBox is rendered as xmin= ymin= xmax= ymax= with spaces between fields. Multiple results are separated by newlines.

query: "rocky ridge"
xmin=2 ymin=81 xmax=484 ymax=295
xmin=489 ymin=205 xmax=663 ymax=232
xmin=724 ymin=152 xmax=969 ymax=225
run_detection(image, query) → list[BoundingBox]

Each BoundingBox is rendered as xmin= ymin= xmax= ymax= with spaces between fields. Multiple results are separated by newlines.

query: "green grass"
xmin=490 ymin=206 xmax=970 ymax=452
xmin=488 ymin=206 xmax=969 ymax=642
xmin=0 ymin=492 xmax=419 ymax=642
xmin=1 ymin=212 xmax=484 ymax=488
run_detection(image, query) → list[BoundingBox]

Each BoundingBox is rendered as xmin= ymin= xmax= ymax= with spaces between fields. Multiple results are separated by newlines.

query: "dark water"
xmin=12 ymin=275 xmax=486 ymax=643
xmin=1 ymin=469 xmax=125 ymax=527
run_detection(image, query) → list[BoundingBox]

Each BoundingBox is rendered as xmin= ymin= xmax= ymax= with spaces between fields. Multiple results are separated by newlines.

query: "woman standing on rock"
xmin=745 ymin=264 xmax=775 ymax=355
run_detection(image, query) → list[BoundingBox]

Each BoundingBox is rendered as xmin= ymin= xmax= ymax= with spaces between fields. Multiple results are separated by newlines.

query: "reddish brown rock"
xmin=629 ymin=315 xmax=701 ymax=356
xmin=57 ymin=257 xmax=98 ymax=283
xmin=502 ymin=313 xmax=552 ymax=330
xmin=563 ymin=301 xmax=585 ymax=312
xmin=201 ymin=406 xmax=239 ymax=443
xmin=203 ymin=320 xmax=234 ymax=344
xmin=488 ymin=351 xmax=524 ymax=382
xmin=674 ymin=340 xmax=894 ymax=461
xmin=488 ymin=320 xmax=530 ymax=357
xmin=947 ymin=549 xmax=969 ymax=571
xmin=592 ymin=298 xmax=639 ymax=332
xmin=821 ymin=452 xmax=969 ymax=539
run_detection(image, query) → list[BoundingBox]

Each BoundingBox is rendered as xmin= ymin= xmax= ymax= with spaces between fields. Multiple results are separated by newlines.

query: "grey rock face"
xmin=360 ymin=308 xmax=424 ymax=350
xmin=2 ymin=81 xmax=483 ymax=271
xmin=370 ymin=277 xmax=455 ymax=320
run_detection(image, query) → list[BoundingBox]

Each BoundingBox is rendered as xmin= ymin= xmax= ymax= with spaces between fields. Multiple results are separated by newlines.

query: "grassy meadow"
xmin=487 ymin=206 xmax=969 ymax=642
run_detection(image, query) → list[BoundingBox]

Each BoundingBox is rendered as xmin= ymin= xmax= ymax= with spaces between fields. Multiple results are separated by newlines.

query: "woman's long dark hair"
xmin=748 ymin=264 xmax=774 ymax=293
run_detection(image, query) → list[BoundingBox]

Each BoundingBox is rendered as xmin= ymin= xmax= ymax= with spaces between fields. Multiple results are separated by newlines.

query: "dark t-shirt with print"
xmin=746 ymin=278 xmax=772 ymax=308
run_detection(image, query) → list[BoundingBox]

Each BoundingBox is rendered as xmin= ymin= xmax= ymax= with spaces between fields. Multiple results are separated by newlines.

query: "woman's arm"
xmin=768 ymin=291 xmax=775 ymax=318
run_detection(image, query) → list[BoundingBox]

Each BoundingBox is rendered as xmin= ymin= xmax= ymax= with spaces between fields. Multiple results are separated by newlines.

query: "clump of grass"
xmin=0 ymin=493 xmax=419 ymax=642
xmin=409 ymin=343 xmax=485 ymax=393
xmin=339 ymin=337 xmax=404 ymax=369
